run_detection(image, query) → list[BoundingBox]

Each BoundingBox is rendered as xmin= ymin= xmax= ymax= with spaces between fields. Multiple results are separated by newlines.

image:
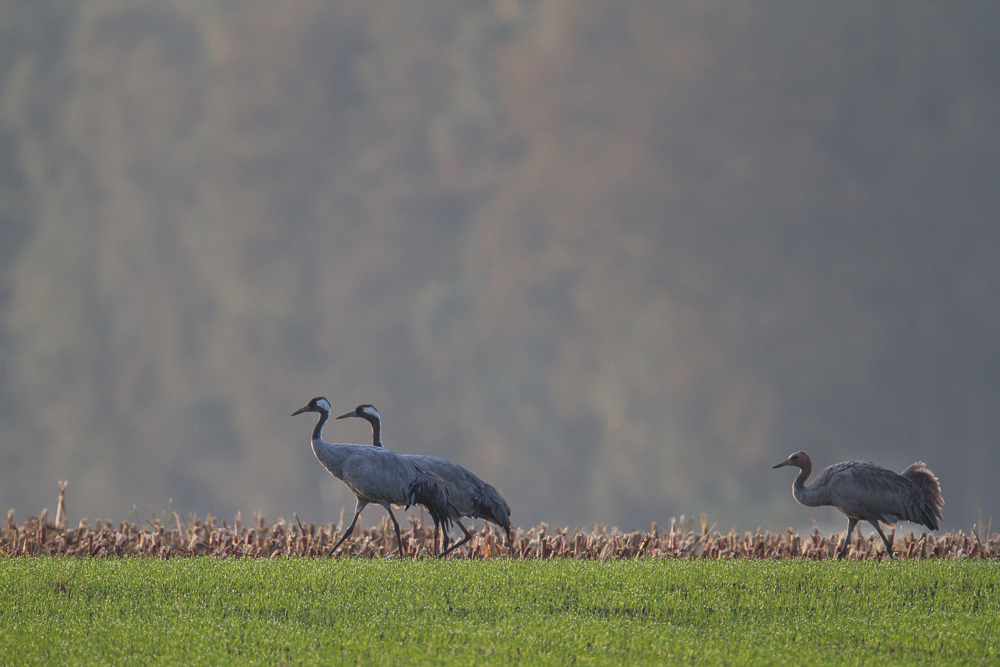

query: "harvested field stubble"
xmin=3 ymin=483 xmax=996 ymax=560
xmin=4 ymin=506 xmax=997 ymax=560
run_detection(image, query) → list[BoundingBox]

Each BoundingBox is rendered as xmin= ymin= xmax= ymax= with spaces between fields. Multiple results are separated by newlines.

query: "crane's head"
xmin=292 ymin=396 xmax=331 ymax=416
xmin=772 ymin=450 xmax=812 ymax=470
xmin=336 ymin=404 xmax=381 ymax=423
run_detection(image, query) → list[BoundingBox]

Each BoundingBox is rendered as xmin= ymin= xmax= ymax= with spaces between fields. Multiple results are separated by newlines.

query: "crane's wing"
xmin=822 ymin=461 xmax=937 ymax=529
xmin=339 ymin=447 xmax=420 ymax=506
xmin=405 ymin=455 xmax=510 ymax=534
xmin=405 ymin=455 xmax=478 ymax=517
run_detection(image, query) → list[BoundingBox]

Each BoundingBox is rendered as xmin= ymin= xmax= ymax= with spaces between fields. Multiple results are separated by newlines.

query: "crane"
xmin=337 ymin=404 xmax=512 ymax=557
xmin=773 ymin=450 xmax=943 ymax=559
xmin=292 ymin=397 xmax=451 ymax=556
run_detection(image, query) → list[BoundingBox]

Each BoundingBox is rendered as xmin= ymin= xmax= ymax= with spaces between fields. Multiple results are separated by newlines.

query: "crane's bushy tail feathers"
xmin=901 ymin=461 xmax=944 ymax=531
xmin=410 ymin=472 xmax=452 ymax=533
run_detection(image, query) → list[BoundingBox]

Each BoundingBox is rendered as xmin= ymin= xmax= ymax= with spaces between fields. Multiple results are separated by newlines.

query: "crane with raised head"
xmin=337 ymin=404 xmax=512 ymax=556
xmin=292 ymin=397 xmax=451 ymax=557
xmin=773 ymin=450 xmax=943 ymax=559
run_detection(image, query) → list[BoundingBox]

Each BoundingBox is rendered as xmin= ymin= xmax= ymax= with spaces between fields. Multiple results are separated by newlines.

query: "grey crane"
xmin=773 ymin=450 xmax=943 ymax=559
xmin=292 ymin=397 xmax=451 ymax=556
xmin=337 ymin=404 xmax=512 ymax=557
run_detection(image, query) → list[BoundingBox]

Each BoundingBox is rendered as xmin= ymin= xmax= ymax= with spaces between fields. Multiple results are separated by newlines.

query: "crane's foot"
xmin=437 ymin=545 xmax=463 ymax=559
xmin=325 ymin=540 xmax=349 ymax=557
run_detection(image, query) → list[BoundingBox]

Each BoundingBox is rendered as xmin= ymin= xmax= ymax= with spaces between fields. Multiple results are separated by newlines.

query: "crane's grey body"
xmin=773 ymin=450 xmax=943 ymax=558
xmin=293 ymin=397 xmax=450 ymax=556
xmin=338 ymin=404 xmax=512 ymax=556
xmin=312 ymin=442 xmax=428 ymax=509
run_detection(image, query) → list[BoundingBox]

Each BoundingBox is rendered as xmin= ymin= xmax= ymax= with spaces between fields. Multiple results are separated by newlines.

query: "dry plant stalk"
xmin=2 ymin=487 xmax=997 ymax=560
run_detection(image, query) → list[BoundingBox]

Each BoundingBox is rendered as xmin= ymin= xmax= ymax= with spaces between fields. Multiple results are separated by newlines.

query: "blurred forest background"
xmin=1 ymin=0 xmax=998 ymax=533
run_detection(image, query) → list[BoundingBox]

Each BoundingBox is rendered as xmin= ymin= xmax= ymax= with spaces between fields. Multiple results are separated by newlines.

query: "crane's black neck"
xmin=363 ymin=414 xmax=384 ymax=448
xmin=312 ymin=407 xmax=330 ymax=443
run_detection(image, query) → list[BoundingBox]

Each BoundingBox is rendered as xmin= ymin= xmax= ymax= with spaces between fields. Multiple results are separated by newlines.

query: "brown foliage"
xmin=3 ymin=507 xmax=996 ymax=560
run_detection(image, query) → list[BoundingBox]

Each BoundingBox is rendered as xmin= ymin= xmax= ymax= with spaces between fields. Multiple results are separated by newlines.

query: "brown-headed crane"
xmin=292 ymin=397 xmax=451 ymax=556
xmin=337 ymin=404 xmax=512 ymax=557
xmin=773 ymin=450 xmax=943 ymax=559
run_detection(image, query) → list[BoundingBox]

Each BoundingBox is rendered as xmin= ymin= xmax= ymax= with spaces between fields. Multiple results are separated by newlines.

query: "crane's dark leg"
xmin=837 ymin=518 xmax=859 ymax=559
xmin=440 ymin=520 xmax=473 ymax=558
xmin=436 ymin=521 xmax=448 ymax=556
xmin=424 ymin=516 xmax=452 ymax=556
xmin=328 ymin=511 xmax=363 ymax=557
xmin=383 ymin=506 xmax=404 ymax=556
xmin=869 ymin=521 xmax=894 ymax=559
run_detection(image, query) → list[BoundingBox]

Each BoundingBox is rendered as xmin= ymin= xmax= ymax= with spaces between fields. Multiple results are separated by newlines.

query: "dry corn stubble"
xmin=3 ymin=486 xmax=996 ymax=560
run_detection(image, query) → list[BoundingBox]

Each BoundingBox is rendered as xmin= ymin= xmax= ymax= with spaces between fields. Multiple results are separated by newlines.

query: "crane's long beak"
xmin=335 ymin=411 xmax=356 ymax=420
xmin=291 ymin=405 xmax=311 ymax=416
xmin=772 ymin=459 xmax=791 ymax=469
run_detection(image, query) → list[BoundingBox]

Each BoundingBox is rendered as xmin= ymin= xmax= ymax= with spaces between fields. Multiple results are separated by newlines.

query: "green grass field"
xmin=1 ymin=557 xmax=997 ymax=665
